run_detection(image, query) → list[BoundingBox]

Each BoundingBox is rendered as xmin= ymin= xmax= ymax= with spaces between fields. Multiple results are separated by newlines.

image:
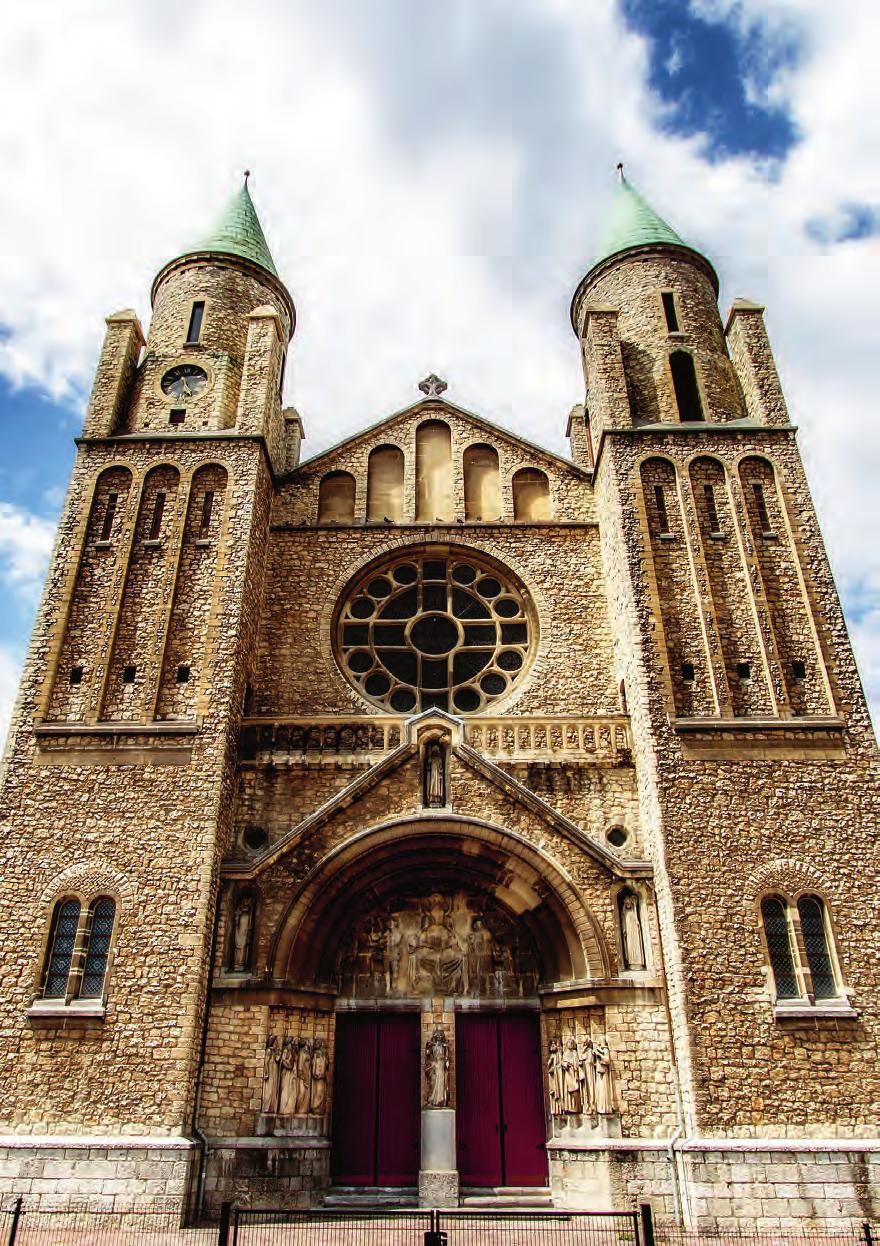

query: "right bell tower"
xmin=573 ymin=170 xmax=880 ymax=1169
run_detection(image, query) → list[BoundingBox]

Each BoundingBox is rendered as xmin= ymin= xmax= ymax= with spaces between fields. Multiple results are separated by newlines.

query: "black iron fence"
xmin=224 ymin=1206 xmax=641 ymax=1246
xmin=0 ymin=1197 xmax=214 ymax=1244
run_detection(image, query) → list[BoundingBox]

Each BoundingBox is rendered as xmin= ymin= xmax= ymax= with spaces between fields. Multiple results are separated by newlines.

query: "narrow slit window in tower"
xmin=654 ymin=484 xmax=670 ymax=534
xmin=148 ymin=492 xmax=166 ymax=541
xmin=753 ymin=483 xmax=772 ymax=534
xmin=185 ymin=301 xmax=205 ymax=345
xmin=661 ymin=291 xmax=679 ymax=333
xmin=122 ymin=665 xmax=137 ymax=684
xmin=42 ymin=899 xmax=81 ymax=998
xmin=704 ymin=484 xmax=721 ymax=534
xmin=761 ymin=895 xmax=799 ymax=1000
xmin=99 ymin=492 xmax=118 ymax=542
xmin=69 ymin=666 xmax=83 ymax=685
xmin=680 ymin=661 xmax=695 ymax=685
xmin=200 ymin=490 xmax=215 ymax=533
xmin=177 ymin=664 xmax=191 ymax=683
xmin=797 ymin=896 xmax=838 ymax=999
xmin=670 ymin=350 xmax=704 ymax=422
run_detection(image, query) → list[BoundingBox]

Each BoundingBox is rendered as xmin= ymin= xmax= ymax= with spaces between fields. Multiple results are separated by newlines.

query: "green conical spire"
xmin=592 ymin=170 xmax=702 ymax=271
xmin=181 ymin=175 xmax=279 ymax=277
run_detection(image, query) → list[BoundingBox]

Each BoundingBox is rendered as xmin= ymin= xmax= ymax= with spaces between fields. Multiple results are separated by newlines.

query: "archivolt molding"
xmin=745 ymin=857 xmax=829 ymax=904
xmin=40 ymin=857 xmax=134 ymax=908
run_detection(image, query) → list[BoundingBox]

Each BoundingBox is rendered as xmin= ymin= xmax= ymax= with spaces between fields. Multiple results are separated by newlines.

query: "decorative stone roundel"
xmin=335 ymin=548 xmax=535 ymax=714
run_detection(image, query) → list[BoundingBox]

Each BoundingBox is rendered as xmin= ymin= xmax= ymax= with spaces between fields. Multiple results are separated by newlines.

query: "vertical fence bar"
xmin=4 ymin=1198 xmax=21 ymax=1246
xmin=640 ymin=1202 xmax=656 ymax=1246
xmin=864 ymin=1224 xmax=874 ymax=1246
xmin=217 ymin=1200 xmax=231 ymax=1246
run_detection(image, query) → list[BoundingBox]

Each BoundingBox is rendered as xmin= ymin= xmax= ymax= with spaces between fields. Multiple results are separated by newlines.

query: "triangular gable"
xmin=286 ymin=396 xmax=591 ymax=482
xmin=224 ymin=714 xmax=649 ymax=883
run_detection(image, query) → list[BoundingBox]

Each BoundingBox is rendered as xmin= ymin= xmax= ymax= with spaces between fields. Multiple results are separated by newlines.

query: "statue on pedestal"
xmin=425 ymin=1028 xmax=450 ymax=1107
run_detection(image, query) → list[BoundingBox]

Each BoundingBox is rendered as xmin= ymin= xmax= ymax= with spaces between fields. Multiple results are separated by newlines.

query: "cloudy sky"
xmin=0 ymin=0 xmax=878 ymax=740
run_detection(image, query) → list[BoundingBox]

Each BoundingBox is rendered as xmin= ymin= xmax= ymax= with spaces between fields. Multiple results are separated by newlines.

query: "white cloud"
xmin=0 ymin=503 xmax=55 ymax=605
xmin=0 ymin=646 xmax=22 ymax=755
xmin=0 ymin=0 xmax=877 ymax=724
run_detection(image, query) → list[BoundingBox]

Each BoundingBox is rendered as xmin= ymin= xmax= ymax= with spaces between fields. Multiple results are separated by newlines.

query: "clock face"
xmin=161 ymin=364 xmax=208 ymax=402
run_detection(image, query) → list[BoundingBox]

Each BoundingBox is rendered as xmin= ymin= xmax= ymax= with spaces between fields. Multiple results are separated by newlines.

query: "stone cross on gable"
xmin=418 ymin=374 xmax=448 ymax=400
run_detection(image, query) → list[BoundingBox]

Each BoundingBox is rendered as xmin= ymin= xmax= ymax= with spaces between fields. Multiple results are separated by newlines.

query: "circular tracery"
xmin=336 ymin=549 xmax=534 ymax=714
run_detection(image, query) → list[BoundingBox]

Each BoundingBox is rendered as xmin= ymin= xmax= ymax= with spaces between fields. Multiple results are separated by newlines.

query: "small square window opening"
xmin=69 ymin=666 xmax=84 ymax=685
xmin=169 ymin=409 xmax=186 ymax=426
xmin=680 ymin=661 xmax=695 ymax=684
xmin=185 ymin=301 xmax=205 ymax=345
xmin=661 ymin=291 xmax=680 ymax=333
xmin=176 ymin=665 xmax=191 ymax=684
xmin=737 ymin=661 xmax=752 ymax=682
xmin=792 ymin=660 xmax=807 ymax=683
xmin=122 ymin=665 xmax=137 ymax=684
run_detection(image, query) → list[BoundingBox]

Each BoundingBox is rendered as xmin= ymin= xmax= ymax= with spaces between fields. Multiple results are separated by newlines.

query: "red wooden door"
xmin=331 ymin=1013 xmax=420 ymax=1187
xmin=456 ymin=1014 xmax=503 ymax=1186
xmin=456 ymin=1013 xmax=547 ymax=1188
xmin=376 ymin=1013 xmax=421 ymax=1185
xmin=498 ymin=1013 xmax=548 ymax=1186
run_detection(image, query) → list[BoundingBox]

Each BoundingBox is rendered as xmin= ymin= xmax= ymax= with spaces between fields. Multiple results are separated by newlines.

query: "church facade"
xmin=0 ymin=175 xmax=878 ymax=1229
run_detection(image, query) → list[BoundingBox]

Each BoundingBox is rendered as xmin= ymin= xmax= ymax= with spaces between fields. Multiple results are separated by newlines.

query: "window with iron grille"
xmin=760 ymin=895 xmax=799 ymax=1000
xmin=797 ymin=895 xmax=837 ymax=999
xmin=43 ymin=899 xmax=81 ymax=998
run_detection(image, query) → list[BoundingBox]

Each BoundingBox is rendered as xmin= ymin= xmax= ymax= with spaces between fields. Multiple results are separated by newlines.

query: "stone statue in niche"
xmin=578 ymin=1032 xmax=596 ymax=1113
xmin=310 ymin=1039 xmax=329 ymax=1114
xmin=547 ymin=1039 xmax=564 ymax=1114
xmin=261 ymin=1035 xmax=281 ymax=1114
xmin=562 ymin=1035 xmax=581 ymax=1113
xmin=425 ymin=1028 xmax=450 ymax=1107
xmin=295 ymin=1038 xmax=313 ymax=1114
xmin=337 ymin=889 xmax=539 ymax=999
xmin=424 ymin=741 xmax=446 ymax=808
xmin=620 ymin=891 xmax=646 ymax=970
xmin=232 ymin=894 xmax=255 ymax=972
xmin=594 ymin=1041 xmax=616 ymax=1114
xmin=547 ymin=1023 xmax=617 ymax=1118
xmin=278 ymin=1037 xmax=298 ymax=1115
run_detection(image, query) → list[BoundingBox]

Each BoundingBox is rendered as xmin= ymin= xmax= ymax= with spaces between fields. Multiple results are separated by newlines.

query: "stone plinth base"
xmin=419 ymin=1108 xmax=458 ymax=1207
xmin=0 ymin=1135 xmax=195 ymax=1213
xmin=202 ymin=1137 xmax=331 ymax=1217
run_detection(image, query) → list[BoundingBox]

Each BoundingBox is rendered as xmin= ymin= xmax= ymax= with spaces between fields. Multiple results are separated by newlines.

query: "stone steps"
xmin=460 ymin=1186 xmax=554 ymax=1208
xmin=323 ymin=1187 xmax=419 ymax=1208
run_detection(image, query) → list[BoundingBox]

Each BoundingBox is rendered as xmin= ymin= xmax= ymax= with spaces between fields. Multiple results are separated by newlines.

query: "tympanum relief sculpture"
xmin=259 ymin=1025 xmax=330 ymax=1136
xmin=547 ymin=1023 xmax=617 ymax=1117
xmin=336 ymin=890 xmax=539 ymax=999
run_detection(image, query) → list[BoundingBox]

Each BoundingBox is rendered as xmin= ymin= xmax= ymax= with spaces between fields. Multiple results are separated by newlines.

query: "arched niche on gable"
xmin=416 ymin=420 xmax=453 ymax=522
xmin=463 ymin=443 xmax=501 ymax=522
xmin=512 ymin=468 xmax=552 ymax=521
xmin=367 ymin=446 xmax=404 ymax=523
xmin=318 ymin=471 xmax=356 ymax=525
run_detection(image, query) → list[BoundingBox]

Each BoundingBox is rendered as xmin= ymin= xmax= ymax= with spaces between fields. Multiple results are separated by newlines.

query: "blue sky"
xmin=0 ymin=0 xmax=878 ymax=737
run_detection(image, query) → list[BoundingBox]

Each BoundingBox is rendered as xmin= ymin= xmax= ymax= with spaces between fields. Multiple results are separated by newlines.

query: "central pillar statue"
xmin=418 ymin=1010 xmax=459 ymax=1207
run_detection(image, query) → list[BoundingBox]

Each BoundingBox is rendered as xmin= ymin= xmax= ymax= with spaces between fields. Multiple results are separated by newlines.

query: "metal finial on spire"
xmin=243 ymin=169 xmax=251 ymax=185
xmin=616 ymin=162 xmax=625 ymax=182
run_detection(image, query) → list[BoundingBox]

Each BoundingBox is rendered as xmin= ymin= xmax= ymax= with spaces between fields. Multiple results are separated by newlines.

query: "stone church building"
xmin=0 ymin=173 xmax=878 ymax=1229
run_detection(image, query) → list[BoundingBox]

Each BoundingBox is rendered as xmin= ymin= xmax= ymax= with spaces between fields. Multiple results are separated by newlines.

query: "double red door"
xmin=456 ymin=1013 xmax=547 ymax=1188
xmin=331 ymin=1013 xmax=420 ymax=1186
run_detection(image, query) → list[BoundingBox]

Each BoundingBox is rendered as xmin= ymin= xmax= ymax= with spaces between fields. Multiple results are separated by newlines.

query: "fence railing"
xmin=0 ymin=1197 xmax=213 ymax=1245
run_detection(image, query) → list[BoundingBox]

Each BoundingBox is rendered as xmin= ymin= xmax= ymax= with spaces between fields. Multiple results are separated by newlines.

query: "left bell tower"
xmin=0 ymin=177 xmax=296 ymax=1217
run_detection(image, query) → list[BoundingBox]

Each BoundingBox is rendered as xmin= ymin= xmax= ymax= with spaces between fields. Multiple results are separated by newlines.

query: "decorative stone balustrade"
xmin=240 ymin=715 xmax=631 ymax=766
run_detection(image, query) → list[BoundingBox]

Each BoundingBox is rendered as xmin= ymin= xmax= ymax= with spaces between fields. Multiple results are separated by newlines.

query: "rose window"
xmin=336 ymin=550 xmax=534 ymax=714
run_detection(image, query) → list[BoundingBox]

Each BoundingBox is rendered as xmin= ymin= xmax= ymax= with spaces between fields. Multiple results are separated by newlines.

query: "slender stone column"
xmin=418 ymin=1002 xmax=459 ymax=1206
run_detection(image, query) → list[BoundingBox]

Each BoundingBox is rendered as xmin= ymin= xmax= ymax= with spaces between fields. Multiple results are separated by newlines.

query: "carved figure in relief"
xmin=310 ymin=1039 xmax=329 ymax=1114
xmin=577 ymin=1033 xmax=596 ymax=1113
xmin=384 ymin=914 xmax=404 ymax=994
xmin=562 ymin=1036 xmax=581 ymax=1113
xmin=261 ymin=1035 xmax=281 ymax=1115
xmin=278 ymin=1037 xmax=298 ymax=1115
xmin=547 ymin=1038 xmax=564 ymax=1114
xmin=295 ymin=1039 xmax=313 ymax=1114
xmin=414 ymin=894 xmax=465 ymax=994
xmin=621 ymin=892 xmax=646 ymax=970
xmin=232 ymin=896 xmax=254 ymax=972
xmin=424 ymin=742 xmax=446 ymax=808
xmin=467 ymin=918 xmax=492 ymax=994
xmin=425 ymin=1028 xmax=450 ymax=1107
xmin=594 ymin=1041 xmax=615 ymax=1114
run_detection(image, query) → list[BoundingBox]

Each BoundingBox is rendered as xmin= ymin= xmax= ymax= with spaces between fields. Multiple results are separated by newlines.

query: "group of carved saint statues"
xmin=547 ymin=1032 xmax=616 ymax=1116
xmin=261 ymin=1034 xmax=330 ymax=1117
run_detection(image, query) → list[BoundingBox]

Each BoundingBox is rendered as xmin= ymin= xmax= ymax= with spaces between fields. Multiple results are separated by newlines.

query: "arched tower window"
xmin=512 ymin=468 xmax=551 ymax=521
xmin=367 ymin=446 xmax=404 ymax=523
xmin=415 ymin=421 xmax=453 ymax=522
xmin=670 ymin=350 xmax=704 ymax=423
xmin=797 ymin=895 xmax=837 ymax=999
xmin=79 ymin=898 xmax=116 ymax=999
xmin=42 ymin=898 xmax=81 ymax=999
xmin=463 ymin=444 xmax=500 ymax=521
xmin=760 ymin=895 xmax=799 ymax=1000
xmin=318 ymin=471 xmax=356 ymax=525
